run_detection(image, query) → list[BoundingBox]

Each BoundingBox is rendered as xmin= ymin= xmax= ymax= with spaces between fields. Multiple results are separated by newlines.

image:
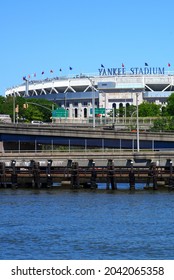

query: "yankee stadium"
xmin=5 ymin=65 xmax=174 ymax=120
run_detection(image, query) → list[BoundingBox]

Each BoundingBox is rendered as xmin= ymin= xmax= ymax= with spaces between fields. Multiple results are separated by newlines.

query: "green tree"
xmin=0 ymin=95 xmax=56 ymax=123
xmin=138 ymin=101 xmax=161 ymax=117
xmin=152 ymin=116 xmax=174 ymax=131
xmin=125 ymin=104 xmax=136 ymax=117
xmin=152 ymin=118 xmax=168 ymax=131
xmin=166 ymin=92 xmax=174 ymax=116
xmin=4 ymin=96 xmax=28 ymax=122
xmin=23 ymin=98 xmax=55 ymax=122
xmin=0 ymin=96 xmax=6 ymax=114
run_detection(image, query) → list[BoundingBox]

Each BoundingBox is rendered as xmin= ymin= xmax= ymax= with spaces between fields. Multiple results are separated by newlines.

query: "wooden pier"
xmin=0 ymin=158 xmax=174 ymax=191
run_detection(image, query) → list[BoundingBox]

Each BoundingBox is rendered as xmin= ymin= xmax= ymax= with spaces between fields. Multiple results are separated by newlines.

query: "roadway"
xmin=0 ymin=123 xmax=174 ymax=151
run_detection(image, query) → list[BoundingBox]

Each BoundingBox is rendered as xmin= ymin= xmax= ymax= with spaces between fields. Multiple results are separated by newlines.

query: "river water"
xmin=0 ymin=185 xmax=174 ymax=260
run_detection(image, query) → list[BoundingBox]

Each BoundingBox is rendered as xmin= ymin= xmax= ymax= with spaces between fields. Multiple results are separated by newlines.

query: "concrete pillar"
xmin=69 ymin=104 xmax=73 ymax=118
xmin=78 ymin=103 xmax=82 ymax=119
xmin=0 ymin=142 xmax=4 ymax=153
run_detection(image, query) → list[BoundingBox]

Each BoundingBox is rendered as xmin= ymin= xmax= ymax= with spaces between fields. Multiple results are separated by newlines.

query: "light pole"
xmin=92 ymin=91 xmax=95 ymax=128
xmin=136 ymin=92 xmax=140 ymax=152
xmin=25 ymin=79 xmax=29 ymax=96
xmin=125 ymin=99 xmax=127 ymax=124
xmin=51 ymin=104 xmax=54 ymax=123
xmin=98 ymin=89 xmax=107 ymax=125
xmin=105 ymin=92 xmax=107 ymax=125
xmin=64 ymin=92 xmax=68 ymax=122
xmin=86 ymin=77 xmax=96 ymax=128
xmin=13 ymin=94 xmax=15 ymax=124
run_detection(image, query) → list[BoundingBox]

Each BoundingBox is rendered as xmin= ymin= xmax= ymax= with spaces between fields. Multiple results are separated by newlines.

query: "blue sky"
xmin=1 ymin=0 xmax=174 ymax=95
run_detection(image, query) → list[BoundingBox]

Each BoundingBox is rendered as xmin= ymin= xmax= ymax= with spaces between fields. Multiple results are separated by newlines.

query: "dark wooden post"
xmin=31 ymin=160 xmax=41 ymax=188
xmin=168 ymin=160 xmax=174 ymax=190
xmin=152 ymin=162 xmax=158 ymax=190
xmin=129 ymin=160 xmax=135 ymax=190
xmin=47 ymin=160 xmax=52 ymax=188
xmin=90 ymin=161 xmax=97 ymax=189
xmin=11 ymin=160 xmax=17 ymax=188
xmin=0 ymin=162 xmax=6 ymax=188
xmin=107 ymin=159 xmax=117 ymax=190
xmin=71 ymin=162 xmax=80 ymax=189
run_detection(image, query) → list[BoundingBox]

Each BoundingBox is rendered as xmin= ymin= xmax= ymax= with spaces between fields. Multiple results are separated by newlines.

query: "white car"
xmin=31 ymin=120 xmax=43 ymax=124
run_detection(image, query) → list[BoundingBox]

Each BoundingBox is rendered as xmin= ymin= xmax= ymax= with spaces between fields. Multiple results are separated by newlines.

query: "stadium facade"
xmin=5 ymin=66 xmax=174 ymax=120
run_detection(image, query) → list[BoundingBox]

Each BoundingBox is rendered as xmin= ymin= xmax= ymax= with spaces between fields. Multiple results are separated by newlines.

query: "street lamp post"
xmin=136 ymin=92 xmax=140 ymax=152
xmin=98 ymin=89 xmax=107 ymax=125
xmin=105 ymin=92 xmax=107 ymax=125
xmin=25 ymin=79 xmax=29 ymax=96
xmin=125 ymin=99 xmax=127 ymax=124
xmin=92 ymin=91 xmax=95 ymax=128
xmin=64 ymin=92 xmax=68 ymax=122
xmin=85 ymin=77 xmax=96 ymax=128
xmin=13 ymin=94 xmax=15 ymax=124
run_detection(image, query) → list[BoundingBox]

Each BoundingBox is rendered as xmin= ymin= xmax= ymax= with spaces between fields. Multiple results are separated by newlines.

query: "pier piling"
xmin=0 ymin=157 xmax=174 ymax=191
xmin=47 ymin=160 xmax=53 ymax=188
xmin=152 ymin=162 xmax=158 ymax=190
xmin=11 ymin=160 xmax=17 ymax=188
xmin=90 ymin=161 xmax=97 ymax=189
xmin=0 ymin=162 xmax=6 ymax=187
xmin=106 ymin=159 xmax=117 ymax=190
xmin=71 ymin=162 xmax=80 ymax=189
xmin=129 ymin=160 xmax=135 ymax=190
xmin=31 ymin=160 xmax=41 ymax=188
xmin=146 ymin=162 xmax=158 ymax=190
xmin=168 ymin=160 xmax=174 ymax=190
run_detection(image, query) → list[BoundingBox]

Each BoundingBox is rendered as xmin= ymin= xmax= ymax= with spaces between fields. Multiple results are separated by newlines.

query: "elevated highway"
xmin=1 ymin=122 xmax=174 ymax=141
xmin=0 ymin=123 xmax=174 ymax=152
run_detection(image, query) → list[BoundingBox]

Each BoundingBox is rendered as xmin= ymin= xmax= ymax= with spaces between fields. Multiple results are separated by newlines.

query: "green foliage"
xmin=125 ymin=105 xmax=136 ymax=117
xmin=24 ymin=98 xmax=53 ymax=122
xmin=0 ymin=96 xmax=6 ymax=114
xmin=161 ymin=106 xmax=168 ymax=116
xmin=138 ymin=101 xmax=161 ymax=117
xmin=1 ymin=94 xmax=174 ymax=131
xmin=152 ymin=118 xmax=168 ymax=131
xmin=110 ymin=105 xmax=137 ymax=118
xmin=166 ymin=93 xmax=174 ymax=116
xmin=0 ymin=95 xmax=56 ymax=122
xmin=152 ymin=116 xmax=174 ymax=131
xmin=110 ymin=102 xmax=162 ymax=118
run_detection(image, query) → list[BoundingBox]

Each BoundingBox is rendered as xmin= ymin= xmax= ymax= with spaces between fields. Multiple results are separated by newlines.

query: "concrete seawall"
xmin=0 ymin=150 xmax=174 ymax=166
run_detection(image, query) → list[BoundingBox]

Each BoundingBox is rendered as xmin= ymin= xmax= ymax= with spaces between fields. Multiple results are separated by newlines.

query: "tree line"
xmin=110 ymin=92 xmax=174 ymax=131
xmin=0 ymin=96 xmax=55 ymax=123
xmin=1 ymin=93 xmax=174 ymax=130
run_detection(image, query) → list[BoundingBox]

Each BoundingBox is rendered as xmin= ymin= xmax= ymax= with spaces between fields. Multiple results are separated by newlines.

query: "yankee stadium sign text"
xmin=98 ymin=67 xmax=165 ymax=76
